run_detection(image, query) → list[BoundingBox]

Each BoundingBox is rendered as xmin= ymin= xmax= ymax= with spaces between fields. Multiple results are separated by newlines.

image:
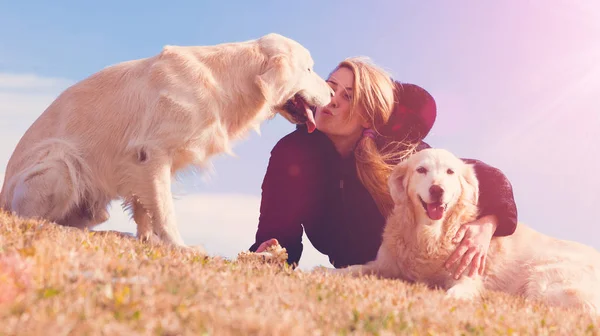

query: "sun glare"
xmin=492 ymin=1 xmax=600 ymax=163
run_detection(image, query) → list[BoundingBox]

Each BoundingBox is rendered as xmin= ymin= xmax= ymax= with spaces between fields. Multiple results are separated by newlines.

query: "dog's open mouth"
xmin=419 ymin=196 xmax=447 ymax=221
xmin=282 ymin=93 xmax=317 ymax=133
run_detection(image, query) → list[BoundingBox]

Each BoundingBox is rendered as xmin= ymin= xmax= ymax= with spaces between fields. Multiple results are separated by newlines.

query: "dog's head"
xmin=255 ymin=33 xmax=333 ymax=132
xmin=388 ymin=148 xmax=479 ymax=224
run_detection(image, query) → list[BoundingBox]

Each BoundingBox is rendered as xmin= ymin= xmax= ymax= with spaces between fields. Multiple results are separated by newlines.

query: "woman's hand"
xmin=445 ymin=215 xmax=498 ymax=279
xmin=256 ymin=238 xmax=280 ymax=253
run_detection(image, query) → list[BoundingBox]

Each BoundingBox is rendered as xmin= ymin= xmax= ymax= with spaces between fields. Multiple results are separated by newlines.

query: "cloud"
xmin=0 ymin=73 xmax=332 ymax=270
xmin=0 ymin=73 xmax=73 ymax=92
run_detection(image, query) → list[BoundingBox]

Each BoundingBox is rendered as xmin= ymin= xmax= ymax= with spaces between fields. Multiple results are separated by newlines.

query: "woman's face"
xmin=315 ymin=67 xmax=370 ymax=137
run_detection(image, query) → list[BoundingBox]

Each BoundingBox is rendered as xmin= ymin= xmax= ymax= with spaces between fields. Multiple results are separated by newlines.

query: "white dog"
xmin=0 ymin=33 xmax=332 ymax=248
xmin=328 ymin=148 xmax=600 ymax=315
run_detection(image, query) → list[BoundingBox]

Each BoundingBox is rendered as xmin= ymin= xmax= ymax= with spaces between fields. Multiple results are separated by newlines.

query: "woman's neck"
xmin=326 ymin=131 xmax=363 ymax=158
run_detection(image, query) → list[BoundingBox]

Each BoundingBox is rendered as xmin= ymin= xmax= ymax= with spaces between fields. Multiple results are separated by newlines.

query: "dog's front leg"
xmin=131 ymin=198 xmax=157 ymax=243
xmin=130 ymin=160 xmax=186 ymax=247
xmin=319 ymin=247 xmax=402 ymax=279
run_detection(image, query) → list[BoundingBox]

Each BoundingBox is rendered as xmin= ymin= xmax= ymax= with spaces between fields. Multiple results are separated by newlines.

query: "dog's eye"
xmin=416 ymin=167 xmax=427 ymax=174
xmin=447 ymin=168 xmax=455 ymax=175
xmin=307 ymin=68 xmax=312 ymax=72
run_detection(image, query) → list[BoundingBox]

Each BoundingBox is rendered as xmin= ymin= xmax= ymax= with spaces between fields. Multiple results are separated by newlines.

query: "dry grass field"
xmin=0 ymin=211 xmax=598 ymax=335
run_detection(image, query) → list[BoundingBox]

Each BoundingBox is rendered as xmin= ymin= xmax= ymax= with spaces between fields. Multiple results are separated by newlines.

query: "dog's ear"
xmin=388 ymin=160 xmax=410 ymax=204
xmin=459 ymin=163 xmax=479 ymax=204
xmin=255 ymin=55 xmax=291 ymax=103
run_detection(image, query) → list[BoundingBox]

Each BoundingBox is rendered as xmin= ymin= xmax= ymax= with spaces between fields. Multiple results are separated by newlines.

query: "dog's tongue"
xmin=305 ymin=106 xmax=316 ymax=133
xmin=426 ymin=203 xmax=445 ymax=220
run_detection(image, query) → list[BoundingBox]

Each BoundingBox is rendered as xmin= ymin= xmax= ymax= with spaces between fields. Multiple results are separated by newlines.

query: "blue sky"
xmin=0 ymin=1 xmax=599 ymax=269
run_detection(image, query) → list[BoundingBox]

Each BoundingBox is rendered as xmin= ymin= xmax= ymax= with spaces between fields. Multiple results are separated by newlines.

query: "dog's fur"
xmin=0 ymin=33 xmax=332 ymax=248
xmin=329 ymin=148 xmax=600 ymax=315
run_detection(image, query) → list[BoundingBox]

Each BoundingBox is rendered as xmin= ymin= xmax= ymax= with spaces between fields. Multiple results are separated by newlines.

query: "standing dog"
xmin=0 ymin=33 xmax=332 ymax=248
xmin=329 ymin=148 xmax=600 ymax=315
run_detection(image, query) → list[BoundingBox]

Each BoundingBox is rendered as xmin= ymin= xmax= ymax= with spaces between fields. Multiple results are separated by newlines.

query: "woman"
xmin=249 ymin=57 xmax=517 ymax=279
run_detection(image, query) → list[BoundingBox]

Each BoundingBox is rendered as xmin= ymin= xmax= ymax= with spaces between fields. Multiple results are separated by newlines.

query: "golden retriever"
xmin=327 ymin=148 xmax=600 ymax=315
xmin=0 ymin=33 xmax=332 ymax=248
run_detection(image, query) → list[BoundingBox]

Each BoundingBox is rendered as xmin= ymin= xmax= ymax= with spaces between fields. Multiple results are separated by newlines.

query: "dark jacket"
xmin=249 ymin=83 xmax=518 ymax=268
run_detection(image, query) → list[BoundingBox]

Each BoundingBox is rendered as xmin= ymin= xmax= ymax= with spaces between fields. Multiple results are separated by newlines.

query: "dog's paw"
xmin=446 ymin=285 xmax=479 ymax=301
xmin=186 ymin=245 xmax=207 ymax=256
xmin=137 ymin=231 xmax=162 ymax=245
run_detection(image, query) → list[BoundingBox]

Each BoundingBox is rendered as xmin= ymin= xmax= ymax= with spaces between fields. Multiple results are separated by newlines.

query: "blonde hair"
xmin=333 ymin=57 xmax=418 ymax=217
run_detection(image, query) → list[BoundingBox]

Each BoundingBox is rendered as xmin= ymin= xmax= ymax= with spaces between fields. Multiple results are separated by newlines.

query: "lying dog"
xmin=0 ymin=33 xmax=332 ymax=248
xmin=328 ymin=148 xmax=600 ymax=315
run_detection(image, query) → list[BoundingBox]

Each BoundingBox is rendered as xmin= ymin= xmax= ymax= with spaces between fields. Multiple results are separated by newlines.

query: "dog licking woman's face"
xmin=256 ymin=33 xmax=333 ymax=132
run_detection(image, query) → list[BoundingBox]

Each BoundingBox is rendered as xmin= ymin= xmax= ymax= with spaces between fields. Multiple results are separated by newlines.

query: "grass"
xmin=0 ymin=211 xmax=598 ymax=335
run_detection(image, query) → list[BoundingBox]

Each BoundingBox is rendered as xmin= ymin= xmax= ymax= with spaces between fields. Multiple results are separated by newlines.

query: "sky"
xmin=0 ymin=1 xmax=598 ymax=270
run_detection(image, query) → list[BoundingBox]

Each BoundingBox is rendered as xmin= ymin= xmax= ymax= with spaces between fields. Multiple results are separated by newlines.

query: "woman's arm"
xmin=462 ymin=158 xmax=518 ymax=237
xmin=444 ymin=159 xmax=518 ymax=278
xmin=249 ymin=132 xmax=326 ymax=267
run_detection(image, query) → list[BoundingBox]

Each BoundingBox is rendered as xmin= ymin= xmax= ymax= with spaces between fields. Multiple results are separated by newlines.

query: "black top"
xmin=249 ymin=129 xmax=518 ymax=268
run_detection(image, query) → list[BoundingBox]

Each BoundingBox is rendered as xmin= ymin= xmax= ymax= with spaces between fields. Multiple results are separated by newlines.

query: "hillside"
xmin=0 ymin=211 xmax=597 ymax=335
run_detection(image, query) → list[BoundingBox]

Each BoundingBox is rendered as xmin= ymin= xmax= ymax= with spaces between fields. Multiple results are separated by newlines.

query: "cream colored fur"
xmin=0 ymin=33 xmax=332 ymax=249
xmin=328 ymin=148 xmax=600 ymax=316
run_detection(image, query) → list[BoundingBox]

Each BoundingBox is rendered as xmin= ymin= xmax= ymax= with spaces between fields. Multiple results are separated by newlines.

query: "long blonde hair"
xmin=334 ymin=57 xmax=418 ymax=218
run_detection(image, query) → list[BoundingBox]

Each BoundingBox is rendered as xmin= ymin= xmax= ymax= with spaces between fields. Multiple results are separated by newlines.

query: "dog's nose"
xmin=429 ymin=185 xmax=444 ymax=200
